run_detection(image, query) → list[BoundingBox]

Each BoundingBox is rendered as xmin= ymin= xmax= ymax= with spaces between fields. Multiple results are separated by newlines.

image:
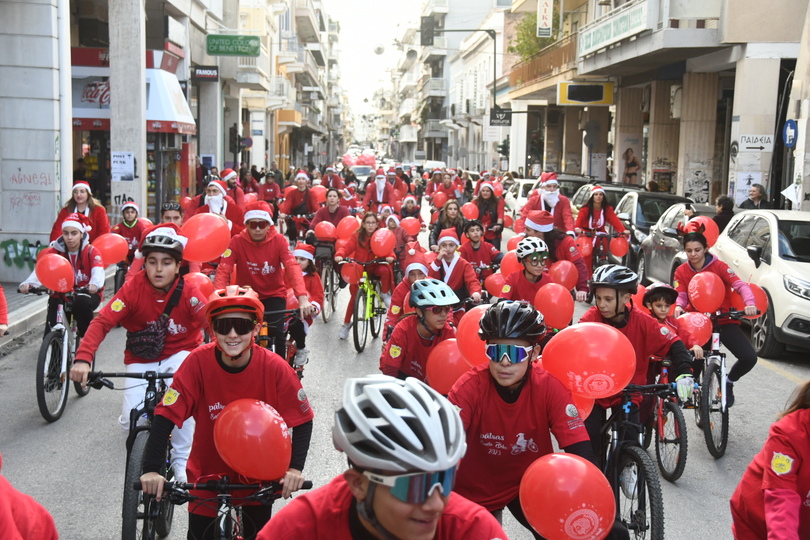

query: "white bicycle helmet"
xmin=409 ymin=278 xmax=459 ymax=308
xmin=516 ymin=236 xmax=549 ymax=260
xmin=589 ymin=264 xmax=639 ymax=291
xmin=141 ymin=226 xmax=187 ymax=262
xmin=332 ymin=375 xmax=467 ymax=473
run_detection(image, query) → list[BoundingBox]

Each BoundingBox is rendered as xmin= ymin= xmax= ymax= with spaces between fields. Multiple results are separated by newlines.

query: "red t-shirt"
xmin=380 ymin=315 xmax=456 ymax=382
xmin=300 ymin=271 xmax=324 ymax=325
xmin=673 ymin=255 xmax=754 ymax=326
xmin=257 ymin=475 xmax=508 ymax=540
xmin=384 ymin=278 xmax=411 ymax=333
xmin=448 ymin=364 xmax=589 ymax=511
xmin=259 ymin=181 xmax=281 ymax=202
xmin=75 ymin=272 xmax=207 ymax=365
xmin=459 ymin=241 xmax=501 ymax=281
xmin=112 ymin=220 xmax=148 ymax=263
xmin=476 ymin=198 xmax=506 ymax=241
xmin=156 ymin=343 xmax=314 ymax=516
xmin=321 ymin=174 xmax=345 ymax=191
xmin=731 ymin=408 xmax=810 ymax=540
xmin=310 ymin=205 xmax=351 ymax=229
xmin=500 ymin=270 xmax=553 ymax=302
xmin=280 ymin=188 xmax=319 ymax=215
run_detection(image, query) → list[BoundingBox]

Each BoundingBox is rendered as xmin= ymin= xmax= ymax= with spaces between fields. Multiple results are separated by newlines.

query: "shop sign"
xmin=578 ymin=1 xmax=650 ymax=58
xmin=537 ymin=0 xmax=554 ymax=38
xmin=192 ymin=66 xmax=219 ymax=82
xmin=206 ymin=35 xmax=261 ymax=57
xmin=74 ymin=78 xmax=111 ymax=109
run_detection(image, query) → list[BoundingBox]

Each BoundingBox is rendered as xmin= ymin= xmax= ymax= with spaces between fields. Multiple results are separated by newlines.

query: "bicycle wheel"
xmin=115 ymin=267 xmax=126 ymax=294
xmin=353 ymin=288 xmax=369 ymax=352
xmin=153 ymin=439 xmax=175 ymax=538
xmin=122 ymin=430 xmax=160 ymax=540
xmin=654 ymin=398 xmax=688 ymax=482
xmin=36 ymin=330 xmax=69 ymax=423
xmin=615 ymin=445 xmax=665 ymax=540
xmin=329 ymin=267 xmax=339 ymax=312
xmin=370 ymin=284 xmax=383 ymax=338
xmin=320 ymin=262 xmax=333 ymax=323
xmin=701 ymin=361 xmax=729 ymax=458
xmin=73 ymin=336 xmax=93 ymax=397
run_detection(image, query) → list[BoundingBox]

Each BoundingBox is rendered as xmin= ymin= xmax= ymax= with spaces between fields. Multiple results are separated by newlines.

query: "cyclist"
xmin=70 ymin=224 xmax=206 ymax=483
xmin=499 ymin=237 xmax=553 ymax=302
xmin=458 ymin=220 xmax=503 ymax=283
xmin=471 ymin=181 xmax=505 ymax=250
xmin=362 ymin=169 xmax=396 ymax=214
xmin=383 ymin=244 xmax=428 ymax=342
xmin=429 ymin=200 xmax=466 ymax=252
xmin=380 ymin=279 xmax=458 ymax=382
xmin=19 ymin=212 xmax=104 ymax=338
xmin=428 ymin=228 xmax=482 ymax=325
xmin=112 ymin=201 xmax=148 ymax=267
xmin=321 ymin=165 xmax=345 ymax=193
xmin=384 ymin=214 xmax=414 ymax=267
xmin=642 ymin=282 xmax=704 ymax=361
xmin=335 ymin=212 xmax=395 ymax=340
xmin=49 ymin=180 xmax=110 ymax=243
xmin=258 ymin=171 xmax=281 ymax=217
xmin=257 ymin=375 xmax=506 ymax=539
xmin=578 ymin=265 xmax=694 ymax=456
xmin=386 ymin=167 xmax=406 ymax=193
xmin=139 ymin=286 xmax=314 ymax=539
xmin=308 ymin=188 xmax=351 ymax=232
xmin=673 ymin=231 xmax=757 ymax=407
xmin=399 ymin=195 xmax=425 ymax=228
xmin=221 ymin=168 xmax=246 ymax=208
xmin=124 ymin=203 xmax=197 ymax=282
xmin=574 ymin=185 xmax=626 ymax=273
xmin=515 ymin=173 xmax=575 ymax=236
xmin=159 ymin=200 xmax=184 ymax=225
xmin=190 ymin=178 xmax=245 ymax=235
xmin=279 ymin=170 xmax=319 ymax=245
xmin=214 ymin=201 xmax=312 ymax=359
xmin=289 ymin=243 xmax=324 ymax=368
xmin=424 ymin=169 xmax=444 ymax=202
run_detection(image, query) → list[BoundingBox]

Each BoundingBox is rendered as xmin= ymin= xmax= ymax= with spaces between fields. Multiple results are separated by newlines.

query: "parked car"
xmin=538 ymin=173 xmax=594 ymax=199
xmin=711 ymin=210 xmax=810 ymax=357
xmin=609 ymin=191 xmax=693 ymax=269
xmin=569 ymin=182 xmax=645 ymax=221
xmin=636 ymin=203 xmax=715 ymax=286
xmin=504 ymin=178 xmax=539 ymax=219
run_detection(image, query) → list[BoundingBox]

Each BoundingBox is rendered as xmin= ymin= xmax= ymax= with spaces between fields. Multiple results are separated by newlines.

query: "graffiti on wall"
xmin=9 ymin=192 xmax=42 ymax=212
xmin=685 ymin=170 xmax=710 ymax=203
xmin=1 ymin=239 xmax=47 ymax=270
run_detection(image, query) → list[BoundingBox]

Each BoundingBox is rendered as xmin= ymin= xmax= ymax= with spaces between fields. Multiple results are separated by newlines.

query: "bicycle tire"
xmin=122 ymin=430 xmax=158 ymax=540
xmin=115 ymin=267 xmax=126 ymax=294
xmin=701 ymin=361 xmax=729 ymax=458
xmin=353 ymin=288 xmax=368 ymax=352
xmin=36 ymin=330 xmax=69 ymax=423
xmin=615 ymin=445 xmax=665 ymax=540
xmin=329 ymin=267 xmax=339 ymax=312
xmin=153 ymin=438 xmax=175 ymax=538
xmin=654 ymin=398 xmax=688 ymax=482
xmin=73 ymin=336 xmax=93 ymax=397
xmin=370 ymin=284 xmax=382 ymax=338
xmin=320 ymin=262 xmax=333 ymax=323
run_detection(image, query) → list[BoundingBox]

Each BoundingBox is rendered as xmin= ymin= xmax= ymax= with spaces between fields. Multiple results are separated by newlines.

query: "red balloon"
xmin=520 ymin=453 xmax=615 ymax=540
xmin=457 ymin=305 xmax=490 ymax=367
xmin=549 ymin=260 xmax=578 ymax=291
xmin=543 ymin=323 xmax=636 ymax=399
xmin=179 ymin=196 xmax=192 ymax=208
xmin=337 ymin=216 xmax=360 ymax=239
xmin=401 ymin=217 xmax=421 ymax=236
xmin=534 ymin=283 xmax=574 ymax=329
xmin=138 ymin=217 xmax=154 ymax=229
xmin=576 ymin=236 xmax=593 ymax=257
xmin=687 ymin=272 xmax=725 ymax=313
xmin=461 ymin=203 xmax=479 ymax=220
xmin=213 ymin=399 xmax=292 ymax=480
xmin=427 ymin=339 xmax=471 ymax=394
xmin=484 ymin=273 xmax=507 ymax=297
xmin=395 ymin=186 xmax=409 ymax=200
xmin=609 ymin=236 xmax=629 ymax=257
xmin=184 ymin=272 xmax=214 ymax=299
xmin=572 ymin=394 xmax=595 ymax=419
xmin=503 ymin=214 xmax=514 ymax=228
xmin=507 ymin=235 xmax=520 ymax=251
xmin=685 ymin=216 xmax=720 ymax=247
xmin=286 ymin=289 xmax=300 ymax=310
xmin=340 ymin=262 xmax=363 ymax=285
xmin=181 ymin=213 xmax=231 ymax=263
xmin=677 ymin=312 xmax=712 ymax=346
xmin=500 ymin=251 xmax=522 ymax=276
xmin=91 ymin=233 xmax=129 ymax=265
xmin=493 ymin=183 xmax=504 ymax=198
xmin=314 ymin=221 xmax=337 ymax=241
xmin=311 ymin=185 xmax=327 ymax=204
xmin=629 ymin=284 xmax=646 ymax=309
xmin=392 ymin=200 xmax=403 ymax=213
xmin=36 ymin=253 xmax=74 ymax=292
xmin=730 ymin=283 xmax=768 ymax=319
xmin=432 ymin=192 xmax=448 ymax=208
xmin=371 ymin=229 xmax=396 ymax=257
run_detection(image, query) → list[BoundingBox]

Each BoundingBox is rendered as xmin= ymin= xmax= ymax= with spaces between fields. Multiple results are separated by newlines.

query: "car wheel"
xmin=637 ymin=253 xmax=648 ymax=286
xmin=752 ymin=298 xmax=785 ymax=358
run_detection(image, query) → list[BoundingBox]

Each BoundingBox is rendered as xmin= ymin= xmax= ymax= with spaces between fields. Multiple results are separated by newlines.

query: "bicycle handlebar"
xmin=623 ymin=383 xmax=676 ymax=395
xmin=340 ymin=258 xmax=390 ymax=266
xmin=710 ymin=309 xmax=761 ymax=321
xmin=86 ymin=370 xmax=175 ymax=390
xmin=19 ymin=286 xmax=91 ymax=296
xmin=133 ymin=479 xmax=313 ymax=505
xmin=264 ymin=309 xmax=302 ymax=319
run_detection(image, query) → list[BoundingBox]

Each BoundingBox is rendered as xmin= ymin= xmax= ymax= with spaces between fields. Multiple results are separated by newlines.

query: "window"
xmin=660 ymin=205 xmax=684 ymax=229
xmin=615 ymin=196 xmax=634 ymax=219
xmin=748 ymin=218 xmax=771 ymax=249
xmin=727 ymin=216 xmax=757 ymax=247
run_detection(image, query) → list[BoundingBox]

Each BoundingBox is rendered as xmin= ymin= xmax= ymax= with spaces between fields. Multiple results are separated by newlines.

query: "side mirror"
xmin=617 ymin=212 xmax=631 ymax=221
xmin=747 ymin=245 xmax=763 ymax=268
xmin=663 ymin=228 xmax=679 ymax=239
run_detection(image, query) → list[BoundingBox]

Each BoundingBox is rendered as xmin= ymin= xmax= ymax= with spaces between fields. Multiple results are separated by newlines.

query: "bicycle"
xmin=285 ymin=212 xmax=315 ymax=248
xmin=86 ymin=370 xmax=176 ymax=540
xmin=600 ymin=383 xmax=667 ymax=540
xmin=313 ymin=240 xmax=339 ymax=323
xmin=114 ymin=261 xmax=130 ymax=294
xmin=134 ymin=477 xmax=312 ymax=540
xmin=644 ymin=356 xmax=688 ymax=483
xmin=340 ymin=258 xmax=388 ymax=353
xmin=24 ymin=286 xmax=93 ymax=422
xmin=257 ymin=309 xmax=307 ymax=379
xmin=578 ymin=230 xmax=628 ymax=302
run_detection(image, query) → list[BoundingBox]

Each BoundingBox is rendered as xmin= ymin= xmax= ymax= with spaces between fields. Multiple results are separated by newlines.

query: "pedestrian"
xmin=739 ymin=183 xmax=771 ymax=209
xmin=713 ymin=195 xmax=735 ymax=233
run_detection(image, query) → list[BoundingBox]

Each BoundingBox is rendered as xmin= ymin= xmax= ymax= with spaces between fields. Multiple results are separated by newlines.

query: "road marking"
xmin=758 ymin=358 xmax=805 ymax=384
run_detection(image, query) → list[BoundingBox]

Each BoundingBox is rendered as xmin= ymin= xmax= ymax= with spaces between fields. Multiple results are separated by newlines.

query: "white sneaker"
xmin=172 ymin=460 xmax=188 ymax=484
xmin=381 ymin=292 xmax=392 ymax=308
xmin=339 ymin=323 xmax=351 ymax=340
xmin=620 ymin=463 xmax=638 ymax=499
xmin=293 ymin=348 xmax=309 ymax=367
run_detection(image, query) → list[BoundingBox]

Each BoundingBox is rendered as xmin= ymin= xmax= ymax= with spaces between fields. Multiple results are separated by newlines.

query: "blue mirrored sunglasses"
xmin=363 ymin=466 xmax=457 ymax=504
xmin=486 ymin=344 xmax=534 ymax=364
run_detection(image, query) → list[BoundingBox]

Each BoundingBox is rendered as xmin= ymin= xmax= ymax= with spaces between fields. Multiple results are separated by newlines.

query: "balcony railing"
xmin=423 ymin=119 xmax=448 ymax=137
xmin=237 ymin=44 xmax=270 ymax=78
xmin=509 ymin=34 xmax=578 ymax=90
xmin=399 ymin=98 xmax=417 ymax=118
xmin=419 ymin=77 xmax=447 ymax=97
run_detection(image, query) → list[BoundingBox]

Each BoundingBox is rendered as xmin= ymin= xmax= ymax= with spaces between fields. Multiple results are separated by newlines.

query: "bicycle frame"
xmin=53 ymin=304 xmax=74 ymax=384
xmin=707 ymin=325 xmax=728 ymax=411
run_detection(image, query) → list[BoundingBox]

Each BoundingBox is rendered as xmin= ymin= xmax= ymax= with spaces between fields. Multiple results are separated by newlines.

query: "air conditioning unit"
xmin=164 ymin=133 xmax=182 ymax=150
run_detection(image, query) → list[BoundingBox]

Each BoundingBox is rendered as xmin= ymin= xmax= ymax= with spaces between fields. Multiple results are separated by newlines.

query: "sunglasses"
xmin=424 ymin=305 xmax=453 ymax=315
xmin=363 ymin=466 xmax=457 ymax=504
xmin=161 ymin=201 xmax=182 ymax=211
xmin=525 ymin=253 xmax=549 ymax=266
xmin=486 ymin=344 xmax=534 ymax=364
xmin=212 ymin=317 xmax=256 ymax=336
xmin=247 ymin=220 xmax=269 ymax=230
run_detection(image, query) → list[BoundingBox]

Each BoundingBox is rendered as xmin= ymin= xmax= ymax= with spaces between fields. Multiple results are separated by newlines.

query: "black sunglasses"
xmin=212 ymin=317 xmax=256 ymax=335
xmin=162 ymin=202 xmax=182 ymax=211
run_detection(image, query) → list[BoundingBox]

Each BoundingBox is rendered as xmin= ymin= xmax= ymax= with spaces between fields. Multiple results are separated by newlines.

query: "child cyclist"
xmin=111 ymin=201 xmax=148 ymax=266
xmin=70 ymin=224 xmax=207 ymax=483
xmin=380 ymin=279 xmax=457 ymax=382
xmin=383 ymin=244 xmax=428 ymax=342
xmin=458 ymin=220 xmax=503 ymax=283
xmin=499 ymin=237 xmax=554 ymax=302
xmin=428 ymin=228 xmax=482 ymax=325
xmin=289 ymin=243 xmax=325 ymax=369
xmin=139 ymin=286 xmax=314 ymax=539
xmin=643 ymin=282 xmax=704 ymax=361
xmin=257 ymin=375 xmax=506 ymax=539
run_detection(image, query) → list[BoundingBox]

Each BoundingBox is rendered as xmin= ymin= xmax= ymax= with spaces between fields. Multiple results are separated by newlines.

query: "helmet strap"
xmin=356 ymin=482 xmax=399 ymax=540
xmin=416 ymin=309 xmax=440 ymax=339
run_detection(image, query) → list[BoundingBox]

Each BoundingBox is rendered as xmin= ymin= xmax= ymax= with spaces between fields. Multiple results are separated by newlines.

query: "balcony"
xmin=397 ymin=50 xmax=418 ymax=73
xmin=326 ymin=96 xmax=340 ymax=108
xmin=278 ymin=37 xmax=302 ymax=64
xmin=234 ymin=45 xmax=271 ymax=91
xmin=421 ymin=0 xmax=448 ymax=16
xmin=327 ymin=45 xmax=339 ymax=65
xmin=398 ymin=124 xmax=418 ymax=143
xmin=421 ymin=36 xmax=448 ymax=62
xmin=294 ymin=0 xmax=321 ymax=43
xmin=399 ymin=72 xmax=419 ymax=93
xmin=290 ymin=49 xmax=323 ymax=87
xmin=307 ymin=42 xmax=325 ymax=66
xmin=419 ymin=77 xmax=447 ymax=98
xmin=267 ymin=75 xmax=294 ymax=111
xmin=298 ymin=104 xmax=325 ymax=134
xmin=398 ymin=98 xmax=417 ymax=120
xmin=509 ymin=34 xmax=578 ymax=92
xmin=328 ymin=21 xmax=339 ymax=41
xmin=278 ymin=108 xmax=302 ymax=128
xmin=423 ymin=119 xmax=448 ymax=138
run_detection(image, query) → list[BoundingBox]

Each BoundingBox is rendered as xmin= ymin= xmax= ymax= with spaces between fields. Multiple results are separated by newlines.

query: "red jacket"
xmin=280 ymin=188 xmax=319 ymax=215
xmin=673 ymin=254 xmax=755 ymax=325
xmin=228 ymin=186 xmax=246 ymax=208
xmin=459 ymin=241 xmax=501 ymax=281
xmin=516 ymin=191 xmax=575 ymax=234
xmin=112 ymin=220 xmax=148 ymax=263
xmin=335 ymin=231 xmax=394 ymax=262
xmin=258 ymin=181 xmax=281 ymax=203
xmin=300 ymin=271 xmax=324 ymax=326
xmin=380 ymin=315 xmax=456 ymax=381
xmin=50 ymin=205 xmax=110 ymax=243
xmin=362 ymin=182 xmax=396 ymax=214
xmin=384 ymin=277 xmax=411 ymax=336
xmin=0 ymin=472 xmax=58 ymax=540
xmin=500 ymin=270 xmax=553 ymax=303
xmin=214 ymin=228 xmax=307 ymax=300
xmin=575 ymin=205 xmax=625 ymax=232
xmin=428 ymin=254 xmax=482 ymax=300
xmin=321 ymin=174 xmax=345 ymax=191
xmin=475 ymin=198 xmax=506 ymax=241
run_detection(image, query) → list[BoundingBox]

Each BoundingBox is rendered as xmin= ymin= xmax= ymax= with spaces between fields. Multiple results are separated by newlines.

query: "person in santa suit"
xmin=459 ymin=220 xmax=503 ymax=283
xmin=257 ymin=375 xmax=506 ymax=540
xmin=258 ymin=171 xmax=281 ymax=215
xmin=288 ymin=242 xmax=324 ymax=369
xmin=386 ymin=167 xmax=406 ymax=193
xmin=473 ymin=170 xmax=492 ymax=196
xmin=49 ymin=181 xmax=110 ymax=243
xmin=279 ymin=170 xmax=321 ymax=244
xmin=385 ymin=214 xmax=414 ymax=266
xmin=191 ymin=178 xmax=245 ymax=236
xmin=383 ymin=243 xmax=428 ymax=342
xmin=471 ymin=181 xmax=506 ymax=250
xmin=499 ymin=236 xmax=553 ymax=303
xmin=214 ymin=201 xmax=312 ymax=359
xmin=731 ymin=379 xmax=810 ymax=539
xmin=399 ymin=195 xmax=425 ymax=227
xmin=139 ymin=286 xmax=314 ymax=539
xmin=221 ymin=168 xmax=246 ymax=208
xmin=362 ymin=168 xmax=396 ymax=214
xmin=523 ymin=210 xmax=589 ymax=302
xmin=340 ymin=183 xmax=361 ymax=210
xmin=515 ymin=172 xmax=575 ymax=236
xmin=321 ymin=165 xmax=345 ymax=193
xmin=394 ymin=163 xmax=411 ymax=187
xmin=574 ymin=184 xmax=627 ymax=273
xmin=424 ymin=169 xmax=444 ymax=201
xmin=112 ymin=201 xmax=148 ymax=265
xmin=70 ymin=224 xmax=206 ymax=483
xmin=428 ymin=228 xmax=482 ymax=325
xmin=380 ymin=279 xmax=458 ymax=382
xmin=0 ymin=452 xmax=58 ymax=540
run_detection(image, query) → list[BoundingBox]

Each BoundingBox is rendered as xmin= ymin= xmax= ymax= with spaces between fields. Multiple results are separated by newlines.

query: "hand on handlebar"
xmin=0 ymin=324 xmax=7 ymax=337
xmin=298 ymin=297 xmax=313 ymax=321
xmin=673 ymin=306 xmax=685 ymax=317
xmin=690 ymin=344 xmax=704 ymax=361
xmin=675 ymin=374 xmax=695 ymax=403
xmin=19 ymin=284 xmax=30 ymax=294
xmin=140 ymin=472 xmax=167 ymax=502
xmin=744 ymin=305 xmax=758 ymax=317
xmin=280 ymin=468 xmax=305 ymax=499
xmin=334 ymin=256 xmax=343 ymax=263
xmin=471 ymin=292 xmax=482 ymax=303
xmin=385 ymin=257 xmax=394 ymax=264
xmin=575 ymin=290 xmax=587 ymax=303
xmin=574 ymin=228 xmax=582 ymax=235
xmin=88 ymin=284 xmax=99 ymax=295
xmin=69 ymin=361 xmax=92 ymax=387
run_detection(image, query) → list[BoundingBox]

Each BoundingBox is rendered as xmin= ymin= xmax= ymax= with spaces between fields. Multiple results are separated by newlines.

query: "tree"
xmin=508 ymin=11 xmax=561 ymax=63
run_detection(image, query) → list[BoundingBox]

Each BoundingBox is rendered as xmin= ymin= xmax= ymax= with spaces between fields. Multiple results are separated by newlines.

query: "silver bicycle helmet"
xmin=409 ymin=278 xmax=459 ymax=308
xmin=141 ymin=226 xmax=187 ymax=262
xmin=516 ymin=236 xmax=549 ymax=260
xmin=332 ymin=375 xmax=467 ymax=473
xmin=588 ymin=264 xmax=638 ymax=291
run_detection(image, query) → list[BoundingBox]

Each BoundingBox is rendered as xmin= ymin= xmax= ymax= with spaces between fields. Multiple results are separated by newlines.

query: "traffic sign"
xmin=783 ymin=119 xmax=797 ymax=148
xmin=739 ymin=134 xmax=774 ymax=153
xmin=206 ymin=35 xmax=261 ymax=57
xmin=490 ymin=108 xmax=512 ymax=127
xmin=241 ymin=137 xmax=253 ymax=149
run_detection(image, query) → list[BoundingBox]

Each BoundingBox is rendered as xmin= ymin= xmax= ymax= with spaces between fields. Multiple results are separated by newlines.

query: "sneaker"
xmin=381 ymin=292 xmax=392 ymax=308
xmin=725 ymin=379 xmax=735 ymax=408
xmin=620 ymin=464 xmax=638 ymax=500
xmin=293 ymin=348 xmax=309 ymax=367
xmin=339 ymin=323 xmax=351 ymax=340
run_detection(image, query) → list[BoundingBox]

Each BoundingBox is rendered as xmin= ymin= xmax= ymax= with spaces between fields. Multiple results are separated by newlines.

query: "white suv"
xmin=711 ymin=210 xmax=810 ymax=357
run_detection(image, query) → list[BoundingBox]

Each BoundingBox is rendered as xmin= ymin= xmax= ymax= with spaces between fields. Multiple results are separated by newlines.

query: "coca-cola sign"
xmin=73 ymin=77 xmax=111 ymax=109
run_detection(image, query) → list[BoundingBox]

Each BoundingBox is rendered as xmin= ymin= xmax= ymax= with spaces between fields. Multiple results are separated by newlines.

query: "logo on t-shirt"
xmin=163 ymin=388 xmax=180 ymax=406
xmin=389 ymin=345 xmax=402 ymax=358
xmin=391 ymin=305 xmax=401 ymax=315
xmin=502 ymin=285 xmax=511 ymax=293
xmin=222 ymin=249 xmax=232 ymax=258
xmin=510 ymin=433 xmax=539 ymax=455
xmin=771 ymin=452 xmax=794 ymax=475
xmin=111 ymin=299 xmax=125 ymax=312
xmin=297 ymin=388 xmax=307 ymax=402
xmin=565 ymin=404 xmax=579 ymax=418
xmin=262 ymin=262 xmax=275 ymax=275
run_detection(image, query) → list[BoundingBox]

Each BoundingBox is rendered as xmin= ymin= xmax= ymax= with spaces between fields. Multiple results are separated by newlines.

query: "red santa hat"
xmin=207 ymin=179 xmax=228 ymax=197
xmin=387 ymin=168 xmax=397 ymax=176
xmin=325 ymin=165 xmax=335 ymax=172
xmin=243 ymin=200 xmax=274 ymax=225
xmin=479 ymin=181 xmax=495 ymax=194
xmin=403 ymin=195 xmax=417 ymax=206
xmin=386 ymin=214 xmax=400 ymax=227
xmin=379 ymin=205 xmax=392 ymax=214
xmin=540 ymin=172 xmax=558 ymax=186
xmin=403 ymin=245 xmax=429 ymax=276
xmin=62 ymin=212 xmax=92 ymax=233
xmin=525 ymin=210 xmax=555 ymax=233
xmin=220 ymin=168 xmax=238 ymax=182
xmin=480 ymin=171 xmax=491 ymax=177
xmin=437 ymin=228 xmax=460 ymax=246
xmin=395 ymin=164 xmax=404 ymax=169
xmin=121 ymin=201 xmax=139 ymax=214
xmin=293 ymin=242 xmax=315 ymax=261
xmin=295 ymin=170 xmax=309 ymax=181
xmin=72 ymin=181 xmax=92 ymax=195
xmin=430 ymin=169 xmax=442 ymax=177
xmin=591 ymin=184 xmax=606 ymax=196
xmin=375 ymin=168 xmax=386 ymax=179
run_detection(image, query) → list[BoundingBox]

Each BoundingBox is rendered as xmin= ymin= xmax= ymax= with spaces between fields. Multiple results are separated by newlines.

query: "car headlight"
xmin=634 ymin=229 xmax=648 ymax=243
xmin=784 ymin=275 xmax=810 ymax=300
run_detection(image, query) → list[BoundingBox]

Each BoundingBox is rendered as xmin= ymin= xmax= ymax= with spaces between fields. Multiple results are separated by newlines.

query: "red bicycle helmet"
xmin=205 ymin=285 xmax=265 ymax=327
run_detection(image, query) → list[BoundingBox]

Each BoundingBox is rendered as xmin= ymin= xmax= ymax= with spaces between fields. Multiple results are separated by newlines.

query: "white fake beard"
xmin=542 ymin=191 xmax=560 ymax=207
xmin=206 ymin=193 xmax=224 ymax=214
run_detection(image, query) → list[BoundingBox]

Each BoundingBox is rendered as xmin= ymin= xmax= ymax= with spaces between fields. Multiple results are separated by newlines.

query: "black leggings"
xmin=187 ymin=506 xmax=272 ymax=540
xmin=260 ymin=297 xmax=287 ymax=358
xmin=46 ymin=293 xmax=101 ymax=338
xmin=719 ymin=323 xmax=758 ymax=382
xmin=288 ymin=317 xmax=306 ymax=349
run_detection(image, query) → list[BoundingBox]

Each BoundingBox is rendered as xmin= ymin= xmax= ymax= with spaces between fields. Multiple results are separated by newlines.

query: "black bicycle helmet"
xmin=642 ymin=282 xmax=678 ymax=305
xmin=588 ymin=264 xmax=638 ymax=292
xmin=478 ymin=301 xmax=546 ymax=343
xmin=464 ymin=219 xmax=484 ymax=233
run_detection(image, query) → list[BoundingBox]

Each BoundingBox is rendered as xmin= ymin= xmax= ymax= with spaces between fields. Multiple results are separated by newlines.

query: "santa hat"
xmin=62 ymin=212 xmax=92 ymax=233
xmin=379 ymin=205 xmax=392 ymax=214
xmin=540 ymin=172 xmax=557 ymax=184
xmin=72 ymin=181 xmax=92 ymax=194
xmin=431 ymin=169 xmax=442 ymax=177
xmin=220 ymin=168 xmax=238 ymax=182
xmin=395 ymin=164 xmax=404 ymax=169
xmin=325 ymin=165 xmax=335 ymax=172
xmin=295 ymin=170 xmax=309 ymax=181
xmin=403 ymin=245 xmax=429 ymax=276
xmin=293 ymin=242 xmax=315 ymax=261
xmin=403 ymin=195 xmax=417 ymax=206
xmin=479 ymin=181 xmax=495 ymax=194
xmin=590 ymin=185 xmax=606 ymax=196
xmin=437 ymin=228 xmax=460 ymax=246
xmin=387 ymin=168 xmax=396 ymax=176
xmin=121 ymin=201 xmax=139 ymax=214
xmin=207 ymin=179 xmax=228 ymax=197
xmin=243 ymin=201 xmax=274 ymax=225
xmin=375 ymin=168 xmax=386 ymax=179
xmin=481 ymin=171 xmax=491 ymax=177
xmin=525 ymin=210 xmax=554 ymax=233
xmin=386 ymin=214 xmax=400 ymax=227
xmin=447 ymin=169 xmax=457 ymax=175
xmin=423 ymin=172 xmax=430 ymax=179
